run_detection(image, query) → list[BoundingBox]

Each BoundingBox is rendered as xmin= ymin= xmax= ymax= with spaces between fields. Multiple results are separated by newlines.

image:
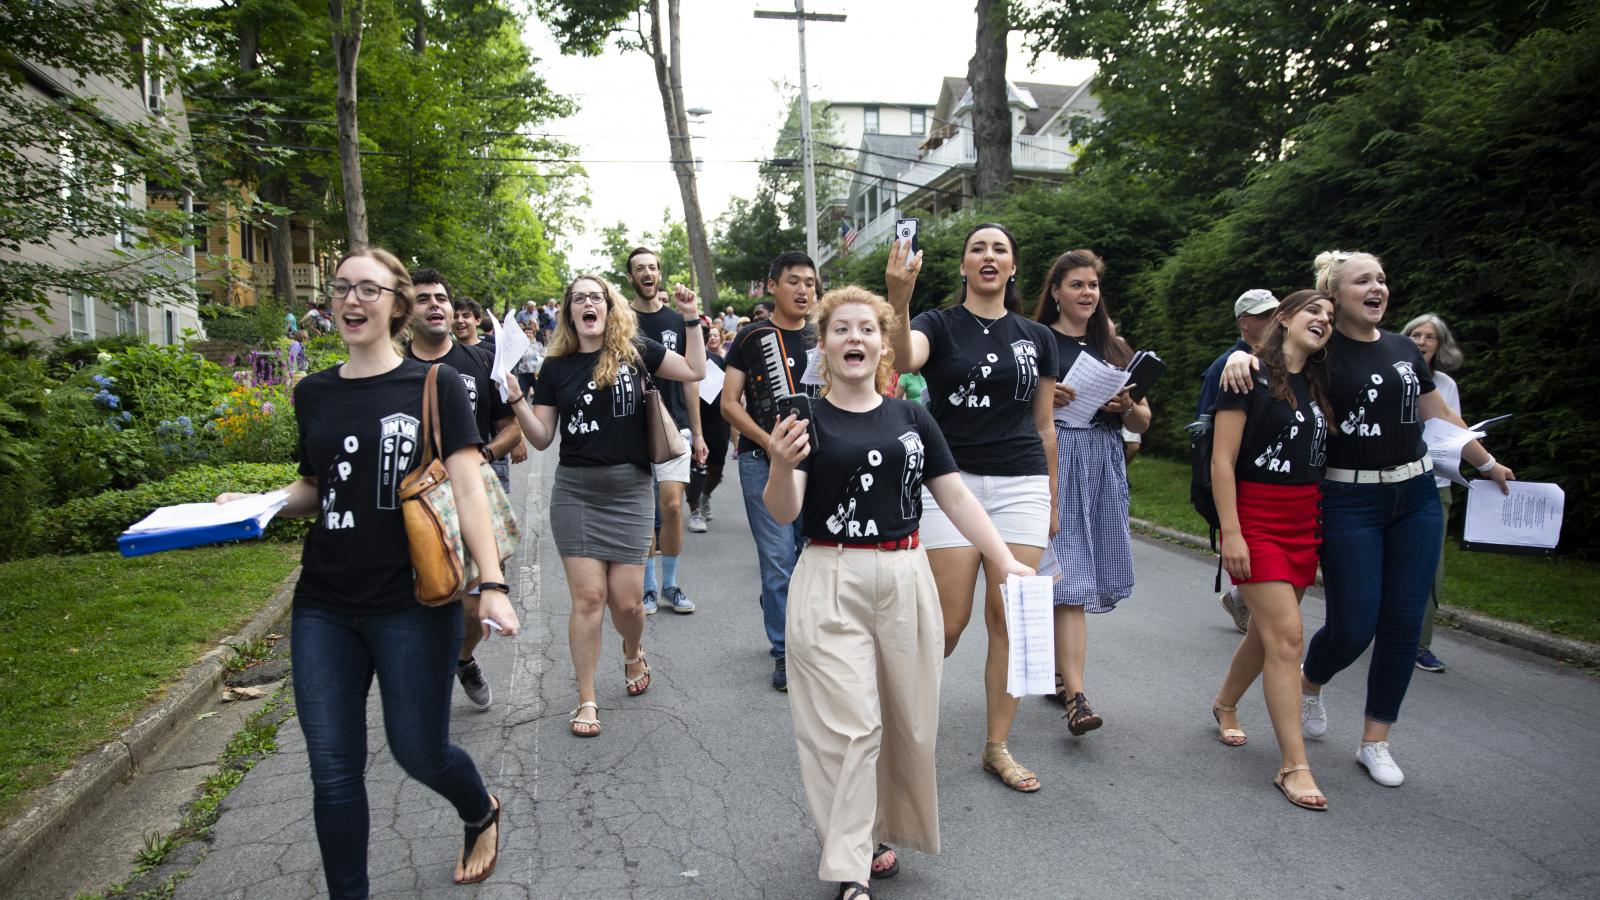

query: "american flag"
xmin=840 ymin=220 xmax=859 ymax=252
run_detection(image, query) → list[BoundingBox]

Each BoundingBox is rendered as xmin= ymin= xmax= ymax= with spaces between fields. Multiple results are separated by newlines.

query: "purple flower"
xmin=261 ymin=401 xmax=275 ymax=415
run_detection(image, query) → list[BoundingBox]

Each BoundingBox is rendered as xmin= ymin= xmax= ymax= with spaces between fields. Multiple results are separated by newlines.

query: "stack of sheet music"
xmin=118 ymin=491 xmax=290 ymax=557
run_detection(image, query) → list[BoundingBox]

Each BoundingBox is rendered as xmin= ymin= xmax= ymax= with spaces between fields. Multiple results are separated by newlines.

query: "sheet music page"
xmin=1056 ymin=353 xmax=1130 ymax=428
xmin=125 ymin=490 xmax=290 ymax=534
xmin=488 ymin=310 xmax=531 ymax=401
xmin=696 ymin=362 xmax=725 ymax=403
xmin=799 ymin=347 xmax=825 ymax=387
xmin=1003 ymin=574 xmax=1057 ymax=697
xmin=1422 ymin=418 xmax=1484 ymax=487
xmin=1464 ymin=481 xmax=1564 ymax=549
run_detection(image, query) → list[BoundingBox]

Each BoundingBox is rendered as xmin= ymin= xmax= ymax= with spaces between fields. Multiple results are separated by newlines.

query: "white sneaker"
xmin=1301 ymin=693 xmax=1328 ymax=738
xmin=687 ymin=511 xmax=707 ymax=533
xmin=1357 ymin=740 xmax=1405 ymax=787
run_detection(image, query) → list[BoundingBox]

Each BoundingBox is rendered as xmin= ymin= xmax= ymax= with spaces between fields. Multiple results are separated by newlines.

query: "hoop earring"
xmin=1311 ymin=347 xmax=1328 ymax=364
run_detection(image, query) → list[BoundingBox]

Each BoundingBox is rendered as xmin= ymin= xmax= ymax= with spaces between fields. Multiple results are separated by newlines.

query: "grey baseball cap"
xmin=1234 ymin=289 xmax=1280 ymax=317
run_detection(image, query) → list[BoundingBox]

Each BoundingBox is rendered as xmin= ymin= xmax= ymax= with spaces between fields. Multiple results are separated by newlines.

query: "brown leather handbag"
xmin=641 ymin=358 xmax=686 ymax=464
xmin=398 ymin=365 xmax=467 ymax=606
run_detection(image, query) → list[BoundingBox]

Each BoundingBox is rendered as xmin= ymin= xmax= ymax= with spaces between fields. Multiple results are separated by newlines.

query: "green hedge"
xmin=25 ymin=463 xmax=307 ymax=557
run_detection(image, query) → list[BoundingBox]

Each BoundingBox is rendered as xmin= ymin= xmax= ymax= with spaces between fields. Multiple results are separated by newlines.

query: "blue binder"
xmin=117 ymin=518 xmax=273 ymax=557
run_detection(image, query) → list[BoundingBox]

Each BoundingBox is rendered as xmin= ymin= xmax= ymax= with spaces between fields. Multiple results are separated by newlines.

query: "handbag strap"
xmin=418 ymin=363 xmax=447 ymax=468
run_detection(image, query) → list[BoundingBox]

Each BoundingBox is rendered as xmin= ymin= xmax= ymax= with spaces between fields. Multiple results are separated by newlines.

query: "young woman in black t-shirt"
xmin=1210 ymin=290 xmax=1335 ymax=811
xmin=885 ymin=223 xmax=1058 ymax=793
xmin=765 ymin=286 xmax=1030 ymax=900
xmin=218 ymin=249 xmax=519 ymax=896
xmin=500 ymin=274 xmax=704 ymax=738
xmin=1221 ymin=251 xmax=1515 ymax=788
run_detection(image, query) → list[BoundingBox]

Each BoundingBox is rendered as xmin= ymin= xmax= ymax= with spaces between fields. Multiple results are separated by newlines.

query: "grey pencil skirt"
xmin=550 ymin=463 xmax=655 ymax=564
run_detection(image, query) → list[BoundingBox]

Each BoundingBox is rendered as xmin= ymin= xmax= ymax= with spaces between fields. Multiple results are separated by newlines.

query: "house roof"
xmin=856 ymin=133 xmax=926 ymax=181
xmin=928 ymin=75 xmax=1094 ymax=141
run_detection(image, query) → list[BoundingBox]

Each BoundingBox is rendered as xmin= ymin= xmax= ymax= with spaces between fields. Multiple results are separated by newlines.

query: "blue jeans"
xmin=292 ymin=603 xmax=493 ymax=899
xmin=739 ymin=451 xmax=806 ymax=658
xmin=1305 ymin=472 xmax=1443 ymax=724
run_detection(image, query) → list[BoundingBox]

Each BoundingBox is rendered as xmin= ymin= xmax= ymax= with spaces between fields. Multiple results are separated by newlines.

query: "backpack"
xmin=1187 ymin=377 xmax=1269 ymax=591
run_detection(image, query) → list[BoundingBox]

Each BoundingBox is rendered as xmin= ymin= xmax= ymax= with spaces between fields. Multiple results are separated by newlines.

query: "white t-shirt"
xmin=1433 ymin=370 xmax=1460 ymax=487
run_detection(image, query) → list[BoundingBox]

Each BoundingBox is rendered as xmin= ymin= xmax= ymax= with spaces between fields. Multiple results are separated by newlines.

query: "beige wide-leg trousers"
xmin=787 ymin=543 xmax=944 ymax=883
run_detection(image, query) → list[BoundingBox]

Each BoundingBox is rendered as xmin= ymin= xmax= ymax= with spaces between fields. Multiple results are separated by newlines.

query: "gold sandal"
xmin=569 ymin=701 xmax=601 ymax=738
xmin=624 ymin=648 xmax=651 ymax=696
xmin=1274 ymin=764 xmax=1328 ymax=811
xmin=1213 ymin=700 xmax=1247 ymax=746
xmin=981 ymin=741 xmax=1041 ymax=793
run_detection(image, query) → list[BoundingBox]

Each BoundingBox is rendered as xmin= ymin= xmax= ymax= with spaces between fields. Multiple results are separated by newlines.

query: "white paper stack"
xmin=125 ymin=490 xmax=290 ymax=534
xmin=1002 ymin=574 xmax=1057 ymax=697
xmin=488 ymin=309 xmax=532 ymax=402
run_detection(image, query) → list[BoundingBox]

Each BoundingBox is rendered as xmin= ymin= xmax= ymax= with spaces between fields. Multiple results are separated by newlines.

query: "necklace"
xmin=962 ymin=304 xmax=1005 ymax=334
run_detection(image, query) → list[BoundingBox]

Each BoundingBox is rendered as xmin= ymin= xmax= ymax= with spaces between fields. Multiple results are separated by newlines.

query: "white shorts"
xmin=1120 ymin=427 xmax=1142 ymax=445
xmin=918 ymin=472 xmax=1050 ymax=549
xmin=652 ymin=427 xmax=693 ymax=484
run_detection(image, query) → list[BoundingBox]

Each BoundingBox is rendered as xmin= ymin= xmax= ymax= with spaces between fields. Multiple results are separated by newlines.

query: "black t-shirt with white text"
xmin=1052 ymin=330 xmax=1121 ymax=429
xmin=726 ymin=321 xmax=819 ymax=453
xmin=405 ymin=340 xmax=511 ymax=444
xmin=532 ymin=338 xmax=669 ymax=469
xmin=1324 ymin=330 xmax=1434 ymax=471
xmin=1213 ymin=371 xmax=1328 ymax=485
xmin=633 ymin=304 xmax=690 ymax=429
xmin=911 ymin=307 xmax=1057 ymax=476
xmin=797 ymin=397 xmax=958 ymax=543
xmin=293 ymin=359 xmax=481 ymax=615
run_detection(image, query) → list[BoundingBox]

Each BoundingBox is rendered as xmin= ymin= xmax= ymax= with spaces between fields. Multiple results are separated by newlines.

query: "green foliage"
xmin=104 ymin=343 xmax=234 ymax=423
xmin=23 ymin=463 xmax=305 ymax=558
xmin=599 ymin=213 xmax=693 ymax=289
xmin=41 ymin=335 xmax=145 ymax=377
xmin=301 ymin=332 xmax=348 ymax=373
xmin=211 ymin=383 xmax=298 ymax=465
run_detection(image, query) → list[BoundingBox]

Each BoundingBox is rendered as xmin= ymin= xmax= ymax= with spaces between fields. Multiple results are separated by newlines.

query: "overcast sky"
xmin=522 ymin=2 xmax=1095 ymax=272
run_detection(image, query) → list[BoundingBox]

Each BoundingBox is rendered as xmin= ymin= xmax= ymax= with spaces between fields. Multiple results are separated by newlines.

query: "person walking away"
xmin=1210 ymin=290 xmax=1336 ymax=811
xmin=721 ymin=251 xmax=820 ymax=691
xmin=884 ymin=224 xmax=1059 ymax=793
xmin=219 ymin=248 xmax=519 ymax=896
xmin=764 ymin=286 xmax=1031 ymax=899
xmin=1035 ymin=249 xmax=1150 ymax=736
xmin=500 ymin=274 xmax=705 ymax=736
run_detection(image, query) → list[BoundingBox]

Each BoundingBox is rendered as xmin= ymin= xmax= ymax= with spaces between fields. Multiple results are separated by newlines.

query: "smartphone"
xmin=895 ymin=217 xmax=919 ymax=266
xmin=776 ymin=393 xmax=821 ymax=453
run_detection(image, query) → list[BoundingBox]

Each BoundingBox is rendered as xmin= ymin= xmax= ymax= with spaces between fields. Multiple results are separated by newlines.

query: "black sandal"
xmin=1046 ymin=672 xmax=1067 ymax=705
xmin=1063 ymin=692 xmax=1103 ymax=736
xmin=836 ymin=882 xmax=873 ymax=899
xmin=871 ymin=843 xmax=900 ymax=879
xmin=455 ymin=794 xmax=501 ymax=885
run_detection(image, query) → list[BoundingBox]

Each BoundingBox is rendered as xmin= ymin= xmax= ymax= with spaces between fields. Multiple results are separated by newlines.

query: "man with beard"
xmin=409 ymin=268 xmax=524 ymax=709
xmin=627 ymin=247 xmax=704 ymax=615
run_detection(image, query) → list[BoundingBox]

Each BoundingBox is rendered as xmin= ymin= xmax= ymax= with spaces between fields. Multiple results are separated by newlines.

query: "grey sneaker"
xmin=772 ymin=656 xmax=788 ymax=692
xmin=1220 ymin=590 xmax=1250 ymax=635
xmin=642 ymin=590 xmax=658 ymax=615
xmin=687 ymin=510 xmax=708 ymax=533
xmin=1301 ymin=692 xmax=1328 ymax=738
xmin=456 ymin=657 xmax=492 ymax=710
xmin=701 ymin=495 xmax=713 ymax=522
xmin=661 ymin=585 xmax=696 ymax=614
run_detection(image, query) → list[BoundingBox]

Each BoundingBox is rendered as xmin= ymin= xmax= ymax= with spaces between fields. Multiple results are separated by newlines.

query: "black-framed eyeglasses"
xmin=569 ymin=292 xmax=606 ymax=307
xmin=327 ymin=280 xmax=398 ymax=303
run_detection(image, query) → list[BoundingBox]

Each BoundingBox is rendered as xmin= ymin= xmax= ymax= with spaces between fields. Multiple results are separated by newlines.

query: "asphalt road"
xmin=176 ymin=448 xmax=1600 ymax=899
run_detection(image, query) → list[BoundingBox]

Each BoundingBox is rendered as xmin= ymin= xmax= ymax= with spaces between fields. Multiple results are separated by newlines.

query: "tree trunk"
xmin=647 ymin=0 xmax=716 ymax=311
xmin=330 ymin=0 xmax=369 ymax=250
xmin=412 ymin=0 xmax=426 ymax=54
xmin=969 ymin=0 xmax=1013 ymax=199
xmin=268 ymin=177 xmax=296 ymax=304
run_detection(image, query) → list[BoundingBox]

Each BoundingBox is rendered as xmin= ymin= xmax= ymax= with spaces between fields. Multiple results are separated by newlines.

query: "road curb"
xmin=1129 ymin=516 xmax=1600 ymax=669
xmin=0 ymin=566 xmax=301 ymax=888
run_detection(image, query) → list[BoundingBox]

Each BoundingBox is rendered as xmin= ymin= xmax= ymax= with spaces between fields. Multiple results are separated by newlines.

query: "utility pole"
xmin=754 ymin=2 xmax=845 ymax=263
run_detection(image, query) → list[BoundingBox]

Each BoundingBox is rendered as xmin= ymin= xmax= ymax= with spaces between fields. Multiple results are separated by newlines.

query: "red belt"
xmin=810 ymin=531 xmax=920 ymax=551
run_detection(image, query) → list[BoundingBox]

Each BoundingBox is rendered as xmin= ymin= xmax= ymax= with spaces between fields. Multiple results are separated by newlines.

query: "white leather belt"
xmin=1324 ymin=457 xmax=1433 ymax=484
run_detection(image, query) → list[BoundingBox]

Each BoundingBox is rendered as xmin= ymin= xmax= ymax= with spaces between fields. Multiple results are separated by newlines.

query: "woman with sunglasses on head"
xmin=765 ymin=286 xmax=1031 ymax=900
xmin=884 ymin=223 xmax=1058 ymax=793
xmin=1220 ymin=251 xmax=1514 ymax=788
xmin=1403 ymin=313 xmax=1465 ymax=674
xmin=217 ymin=249 xmax=520 ymax=897
xmin=1033 ymin=249 xmax=1150 ymax=737
xmin=499 ymin=274 xmax=704 ymax=737
xmin=1210 ymin=290 xmax=1336 ymax=811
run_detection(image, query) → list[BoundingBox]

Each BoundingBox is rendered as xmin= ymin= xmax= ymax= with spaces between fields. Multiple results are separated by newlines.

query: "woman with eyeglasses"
xmin=500 ymin=274 xmax=704 ymax=737
xmin=1220 ymin=251 xmax=1514 ymax=788
xmin=1402 ymin=313 xmax=1465 ymax=674
xmin=218 ymin=249 xmax=520 ymax=896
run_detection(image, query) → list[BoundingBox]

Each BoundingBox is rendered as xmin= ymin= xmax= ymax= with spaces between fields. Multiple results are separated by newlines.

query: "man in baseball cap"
xmin=1201 ymin=288 xmax=1279 ymax=633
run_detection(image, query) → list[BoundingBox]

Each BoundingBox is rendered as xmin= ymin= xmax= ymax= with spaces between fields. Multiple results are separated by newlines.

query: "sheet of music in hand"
xmin=1003 ymin=574 xmax=1056 ymax=697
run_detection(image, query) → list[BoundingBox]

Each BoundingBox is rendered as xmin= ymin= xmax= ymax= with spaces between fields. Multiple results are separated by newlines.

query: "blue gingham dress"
xmin=1047 ymin=421 xmax=1134 ymax=611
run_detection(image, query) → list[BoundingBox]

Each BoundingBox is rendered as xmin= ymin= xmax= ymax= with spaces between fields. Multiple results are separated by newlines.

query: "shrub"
xmin=42 ymin=334 xmax=144 ymax=377
xmin=104 ymin=342 xmax=234 ymax=423
xmin=22 ymin=463 xmax=307 ymax=558
xmin=302 ymin=332 xmax=347 ymax=373
xmin=211 ymin=383 xmax=298 ymax=464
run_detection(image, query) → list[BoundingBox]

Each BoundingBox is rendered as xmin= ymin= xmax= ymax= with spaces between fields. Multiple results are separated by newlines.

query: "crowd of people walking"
xmin=217 ymin=231 xmax=1514 ymax=899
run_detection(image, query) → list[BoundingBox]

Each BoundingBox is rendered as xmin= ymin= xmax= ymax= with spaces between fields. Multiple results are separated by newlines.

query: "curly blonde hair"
xmin=546 ymin=274 xmax=639 ymax=389
xmin=811 ymin=286 xmax=899 ymax=396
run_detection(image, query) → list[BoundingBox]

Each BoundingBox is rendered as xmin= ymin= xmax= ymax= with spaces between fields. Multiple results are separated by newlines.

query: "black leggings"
xmin=688 ymin=403 xmax=729 ymax=509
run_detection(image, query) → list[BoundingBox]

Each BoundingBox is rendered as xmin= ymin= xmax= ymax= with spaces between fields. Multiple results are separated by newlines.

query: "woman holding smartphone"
xmin=500 ymin=274 xmax=704 ymax=738
xmin=765 ymin=285 xmax=1031 ymax=900
xmin=1221 ymin=251 xmax=1513 ymax=787
xmin=219 ymin=249 xmax=519 ymax=897
xmin=885 ymin=223 xmax=1059 ymax=793
xmin=1210 ymin=289 xmax=1335 ymax=811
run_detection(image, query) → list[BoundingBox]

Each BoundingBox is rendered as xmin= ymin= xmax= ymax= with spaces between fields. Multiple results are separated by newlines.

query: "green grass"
xmin=1126 ymin=454 xmax=1600 ymax=644
xmin=0 ymin=542 xmax=300 ymax=816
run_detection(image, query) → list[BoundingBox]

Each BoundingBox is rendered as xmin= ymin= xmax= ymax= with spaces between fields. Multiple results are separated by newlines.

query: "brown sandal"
xmin=1213 ymin=700 xmax=1247 ymax=746
xmin=981 ymin=741 xmax=1041 ymax=792
xmin=454 ymin=794 xmax=501 ymax=884
xmin=1274 ymin=764 xmax=1328 ymax=811
xmin=1064 ymin=692 xmax=1103 ymax=736
xmin=624 ymin=648 xmax=651 ymax=696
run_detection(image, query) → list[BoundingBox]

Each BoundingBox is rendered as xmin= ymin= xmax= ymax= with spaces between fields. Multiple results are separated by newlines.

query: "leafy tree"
xmin=598 ymin=212 xmax=692 ymax=292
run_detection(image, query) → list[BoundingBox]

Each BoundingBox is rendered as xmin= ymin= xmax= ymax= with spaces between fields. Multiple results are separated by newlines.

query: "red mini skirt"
xmin=1233 ymin=480 xmax=1322 ymax=588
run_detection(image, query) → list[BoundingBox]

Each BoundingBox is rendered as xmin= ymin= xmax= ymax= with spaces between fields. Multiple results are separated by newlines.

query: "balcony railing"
xmin=253 ymin=262 xmax=320 ymax=290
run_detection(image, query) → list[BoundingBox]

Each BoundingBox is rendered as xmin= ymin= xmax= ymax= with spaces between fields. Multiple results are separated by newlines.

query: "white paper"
xmin=1464 ymin=481 xmax=1564 ymax=549
xmin=488 ymin=310 xmax=531 ymax=402
xmin=1002 ymin=574 xmax=1056 ymax=698
xmin=125 ymin=490 xmax=289 ymax=534
xmin=696 ymin=362 xmax=726 ymax=403
xmin=799 ymin=347 xmax=826 ymax=387
xmin=1422 ymin=418 xmax=1485 ymax=487
xmin=1056 ymin=353 xmax=1130 ymax=428
xmin=1469 ymin=414 xmax=1512 ymax=433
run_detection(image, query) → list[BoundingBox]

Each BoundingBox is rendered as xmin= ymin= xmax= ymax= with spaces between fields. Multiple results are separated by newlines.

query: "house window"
xmin=70 ymin=290 xmax=95 ymax=340
xmin=114 ymin=165 xmax=136 ymax=249
xmin=240 ymin=221 xmax=256 ymax=263
xmin=863 ymin=106 xmax=880 ymax=134
xmin=141 ymin=39 xmax=165 ymax=114
xmin=115 ymin=302 xmax=138 ymax=336
xmin=910 ymin=108 xmax=926 ymax=135
xmin=164 ymin=309 xmax=177 ymax=345
xmin=59 ymin=139 xmax=85 ymax=229
xmin=192 ymin=202 xmax=209 ymax=252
